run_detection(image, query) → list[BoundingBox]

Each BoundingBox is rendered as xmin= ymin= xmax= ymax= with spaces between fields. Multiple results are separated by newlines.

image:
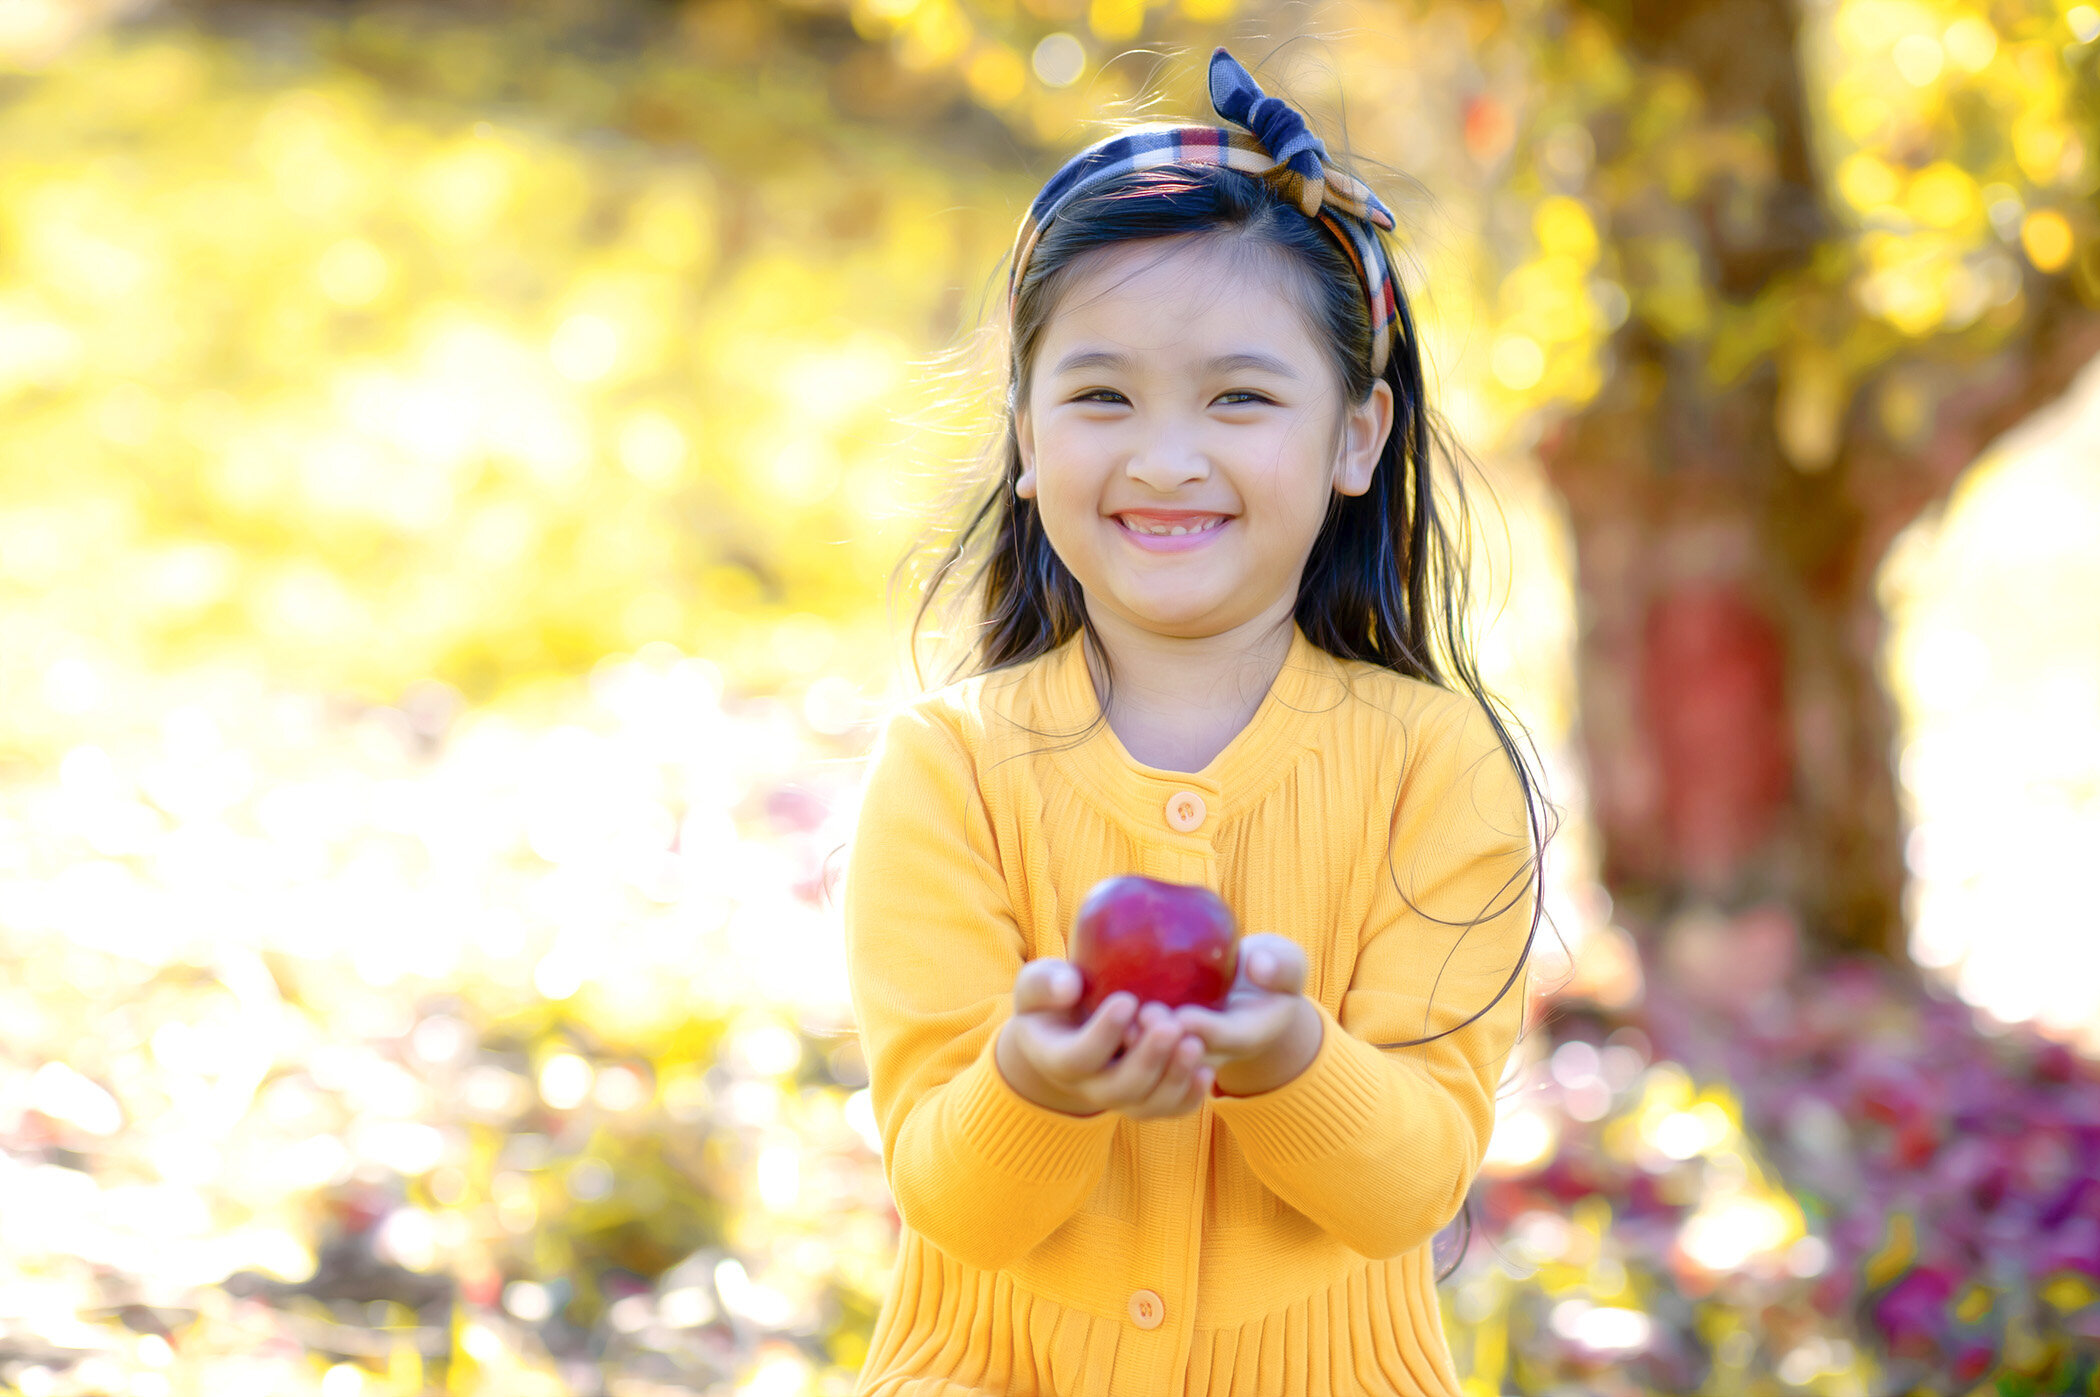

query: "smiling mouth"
xmin=1114 ymin=514 xmax=1230 ymax=536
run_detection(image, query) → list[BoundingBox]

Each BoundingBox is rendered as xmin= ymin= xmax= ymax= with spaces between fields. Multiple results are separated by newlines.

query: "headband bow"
xmin=1207 ymin=48 xmax=1330 ymax=217
xmin=1007 ymin=47 xmax=1403 ymax=377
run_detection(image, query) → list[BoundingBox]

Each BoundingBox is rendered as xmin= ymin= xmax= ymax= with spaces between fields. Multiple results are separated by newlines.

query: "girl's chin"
xmin=1098 ymin=589 xmax=1235 ymax=632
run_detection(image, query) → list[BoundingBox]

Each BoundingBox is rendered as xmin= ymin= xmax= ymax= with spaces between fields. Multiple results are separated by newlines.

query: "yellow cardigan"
xmin=843 ymin=623 xmax=1537 ymax=1397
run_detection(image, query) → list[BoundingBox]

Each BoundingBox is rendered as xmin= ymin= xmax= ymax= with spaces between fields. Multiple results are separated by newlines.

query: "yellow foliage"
xmin=1777 ymin=348 xmax=1846 ymax=471
xmin=1829 ymin=78 xmax=1890 ymax=142
xmin=1861 ymin=1211 xmax=1917 ymax=1289
xmin=0 ymin=17 xmax=1043 ymax=728
xmin=2041 ymin=1273 xmax=2098 ymax=1311
xmin=1942 ymin=14 xmax=1999 ymax=70
xmin=1905 ymin=161 xmax=1979 ymax=228
xmin=1088 ymin=0 xmax=1147 ymax=40
xmin=2012 ymin=114 xmax=2071 ymax=183
xmin=1837 ymin=152 xmax=1901 ymax=212
xmin=1533 ymin=196 xmax=1599 ymax=263
xmin=1491 ymin=334 xmax=1545 ymax=391
xmin=898 ymin=0 xmax=975 ymax=70
xmin=623 ymin=179 xmax=720 ymax=273
xmin=1630 ymin=236 xmax=1712 ymax=340
xmin=2020 ymin=208 xmax=2074 ymax=271
xmin=965 ymin=43 xmax=1029 ymax=105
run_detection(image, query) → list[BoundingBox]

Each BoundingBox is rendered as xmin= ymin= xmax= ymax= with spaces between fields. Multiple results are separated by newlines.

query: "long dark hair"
xmin=894 ymin=151 xmax=1562 ymax=1281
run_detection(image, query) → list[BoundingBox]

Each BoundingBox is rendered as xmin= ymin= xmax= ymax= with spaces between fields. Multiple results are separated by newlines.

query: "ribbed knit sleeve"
xmin=1208 ymin=696 xmax=1536 ymax=1261
xmin=843 ymin=704 xmax=1119 ymax=1274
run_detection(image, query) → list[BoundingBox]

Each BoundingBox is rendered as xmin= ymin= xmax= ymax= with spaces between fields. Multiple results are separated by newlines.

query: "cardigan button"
xmin=1128 ymin=1289 xmax=1164 ymax=1330
xmin=1164 ymin=790 xmax=1206 ymax=833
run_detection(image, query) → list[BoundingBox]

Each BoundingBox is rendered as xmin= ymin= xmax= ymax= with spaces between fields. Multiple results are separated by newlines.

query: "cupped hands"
xmin=995 ymin=933 xmax=1323 ymax=1118
xmin=995 ymin=958 xmax=1212 ymax=1119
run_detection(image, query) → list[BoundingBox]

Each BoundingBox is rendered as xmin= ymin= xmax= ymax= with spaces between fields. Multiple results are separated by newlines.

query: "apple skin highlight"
xmin=1068 ymin=874 xmax=1241 ymax=1019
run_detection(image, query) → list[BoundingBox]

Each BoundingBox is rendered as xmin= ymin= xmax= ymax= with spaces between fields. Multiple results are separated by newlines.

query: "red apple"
xmin=1068 ymin=874 xmax=1240 ymax=1019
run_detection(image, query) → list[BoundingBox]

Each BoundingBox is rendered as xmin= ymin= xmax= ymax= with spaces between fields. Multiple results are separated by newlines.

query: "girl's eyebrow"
xmin=1049 ymin=348 xmax=1300 ymax=379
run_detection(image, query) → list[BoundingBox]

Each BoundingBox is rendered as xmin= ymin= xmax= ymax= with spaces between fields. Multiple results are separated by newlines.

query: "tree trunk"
xmin=1545 ymin=0 xmax=2100 ymax=966
xmin=1546 ymin=290 xmax=2100 ymax=967
xmin=1540 ymin=334 xmax=1912 ymax=960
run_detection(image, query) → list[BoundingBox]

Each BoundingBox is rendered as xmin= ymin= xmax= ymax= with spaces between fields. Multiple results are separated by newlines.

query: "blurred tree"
xmin=1503 ymin=0 xmax=2100 ymax=963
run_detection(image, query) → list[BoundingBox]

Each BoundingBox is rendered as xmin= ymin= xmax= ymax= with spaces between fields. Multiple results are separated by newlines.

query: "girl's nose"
xmin=1124 ymin=422 xmax=1210 ymax=491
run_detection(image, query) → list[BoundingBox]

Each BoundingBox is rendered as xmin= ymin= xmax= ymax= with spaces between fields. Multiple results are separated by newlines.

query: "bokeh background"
xmin=2 ymin=0 xmax=2097 ymax=1393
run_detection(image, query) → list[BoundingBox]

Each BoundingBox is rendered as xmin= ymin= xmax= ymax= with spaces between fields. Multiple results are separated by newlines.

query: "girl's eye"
xmin=1069 ymin=389 xmax=1272 ymax=406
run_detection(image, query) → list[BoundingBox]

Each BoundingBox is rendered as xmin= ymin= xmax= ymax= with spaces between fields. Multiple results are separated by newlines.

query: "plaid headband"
xmin=1006 ymin=47 xmax=1403 ymax=378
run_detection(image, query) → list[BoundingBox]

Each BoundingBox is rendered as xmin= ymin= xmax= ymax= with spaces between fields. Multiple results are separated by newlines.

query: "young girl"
xmin=842 ymin=47 xmax=1549 ymax=1397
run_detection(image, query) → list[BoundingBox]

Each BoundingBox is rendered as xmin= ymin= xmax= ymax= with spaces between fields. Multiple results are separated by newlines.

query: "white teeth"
xmin=1123 ymin=516 xmax=1223 ymax=536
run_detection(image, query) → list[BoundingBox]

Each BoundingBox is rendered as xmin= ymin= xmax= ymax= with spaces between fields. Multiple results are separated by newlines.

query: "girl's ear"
xmin=1014 ymin=404 xmax=1038 ymax=499
xmin=1333 ymin=379 xmax=1394 ymax=498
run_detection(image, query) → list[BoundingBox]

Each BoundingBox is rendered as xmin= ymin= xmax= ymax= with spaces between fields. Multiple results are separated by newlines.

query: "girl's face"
xmin=1015 ymin=234 xmax=1393 ymax=641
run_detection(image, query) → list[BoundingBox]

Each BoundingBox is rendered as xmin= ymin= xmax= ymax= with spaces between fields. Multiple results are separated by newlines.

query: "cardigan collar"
xmin=1033 ymin=621 xmax=1344 ymax=833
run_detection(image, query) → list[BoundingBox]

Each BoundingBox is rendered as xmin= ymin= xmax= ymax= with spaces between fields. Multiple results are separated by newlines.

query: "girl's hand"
xmin=1172 ymin=933 xmax=1324 ymax=1097
xmin=995 ymin=958 xmax=1214 ymax=1120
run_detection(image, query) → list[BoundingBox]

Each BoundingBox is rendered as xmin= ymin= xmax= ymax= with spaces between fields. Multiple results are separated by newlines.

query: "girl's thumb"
xmin=1246 ymin=936 xmax=1301 ymax=991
